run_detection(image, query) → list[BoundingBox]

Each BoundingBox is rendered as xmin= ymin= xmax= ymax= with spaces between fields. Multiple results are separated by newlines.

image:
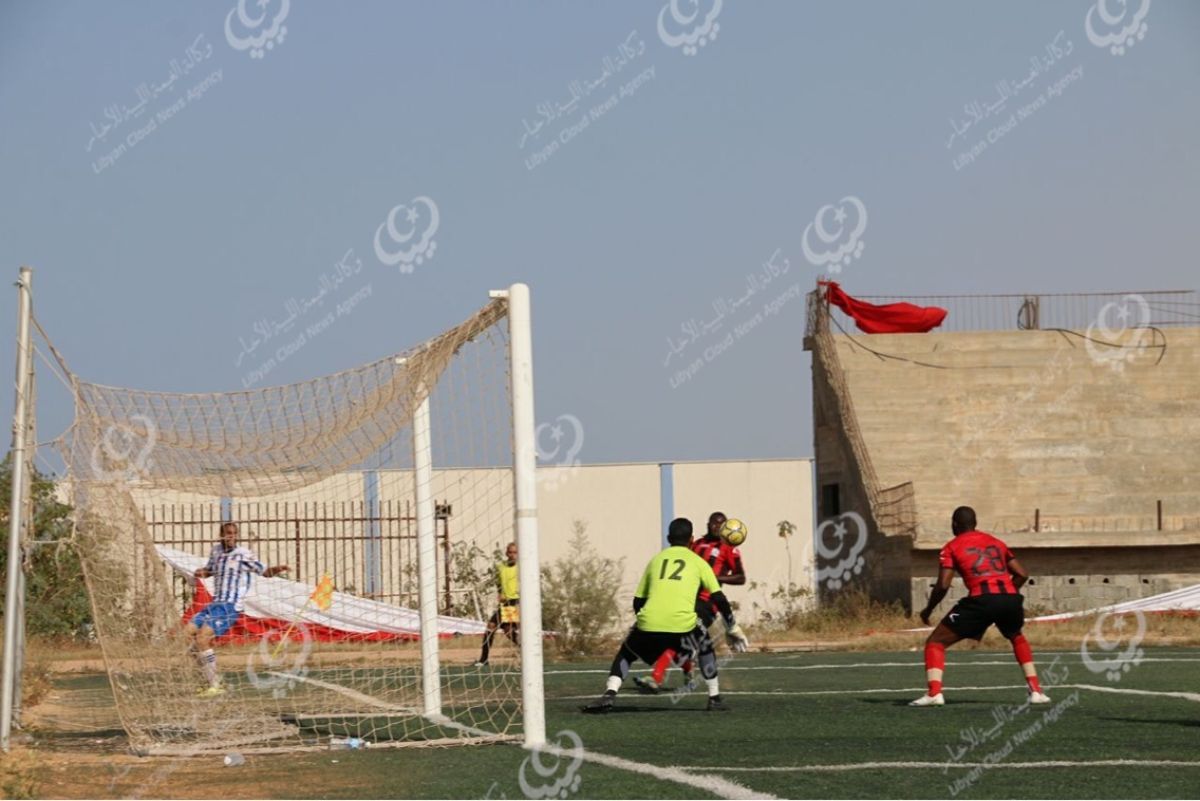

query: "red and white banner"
xmin=157 ymin=546 xmax=488 ymax=644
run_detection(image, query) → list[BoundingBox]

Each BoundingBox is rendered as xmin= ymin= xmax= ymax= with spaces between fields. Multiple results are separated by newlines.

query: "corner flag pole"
xmin=270 ymin=574 xmax=333 ymax=661
xmin=2 ymin=267 xmax=34 ymax=752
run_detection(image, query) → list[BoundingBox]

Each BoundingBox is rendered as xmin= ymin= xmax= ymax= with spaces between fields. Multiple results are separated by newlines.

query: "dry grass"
xmin=24 ymin=637 xmax=105 ymax=673
xmin=756 ymin=590 xmax=1200 ymax=652
xmin=20 ymin=659 xmax=52 ymax=710
xmin=0 ymin=748 xmax=41 ymax=800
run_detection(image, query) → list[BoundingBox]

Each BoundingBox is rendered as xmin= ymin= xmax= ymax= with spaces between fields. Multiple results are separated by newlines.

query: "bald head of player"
xmin=667 ymin=517 xmax=693 ymax=546
xmin=952 ymin=506 xmax=977 ymax=535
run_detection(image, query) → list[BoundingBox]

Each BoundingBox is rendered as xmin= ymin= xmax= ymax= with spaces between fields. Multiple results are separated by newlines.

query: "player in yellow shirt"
xmin=582 ymin=518 xmax=749 ymax=713
xmin=474 ymin=542 xmax=520 ymax=666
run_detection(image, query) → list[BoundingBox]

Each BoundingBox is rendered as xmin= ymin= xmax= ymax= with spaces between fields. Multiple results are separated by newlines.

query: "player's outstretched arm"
xmin=1008 ymin=556 xmax=1029 ymax=590
xmin=919 ymin=567 xmax=955 ymax=625
xmin=264 ymin=565 xmax=289 ymax=578
xmin=195 ymin=548 xmax=217 ymax=579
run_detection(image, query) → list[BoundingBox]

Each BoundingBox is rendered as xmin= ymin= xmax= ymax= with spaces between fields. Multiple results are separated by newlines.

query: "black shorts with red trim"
xmin=942 ymin=592 xmax=1025 ymax=641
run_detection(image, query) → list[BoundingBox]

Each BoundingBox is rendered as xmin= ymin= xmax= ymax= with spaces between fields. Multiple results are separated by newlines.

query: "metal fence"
xmin=145 ymin=500 xmax=469 ymax=615
xmin=812 ymin=289 xmax=1198 ymax=335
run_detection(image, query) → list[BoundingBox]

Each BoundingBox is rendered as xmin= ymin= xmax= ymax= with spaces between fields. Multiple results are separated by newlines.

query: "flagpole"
xmin=270 ymin=599 xmax=315 ymax=661
xmin=271 ymin=574 xmax=333 ymax=660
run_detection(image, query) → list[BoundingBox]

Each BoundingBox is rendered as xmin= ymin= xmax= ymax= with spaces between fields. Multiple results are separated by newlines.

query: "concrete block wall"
xmin=815 ymin=325 xmax=1200 ymax=612
xmin=910 ymin=573 xmax=1192 ymax=615
xmin=832 ymin=328 xmax=1200 ymax=541
xmin=910 ymin=541 xmax=1200 ymax=613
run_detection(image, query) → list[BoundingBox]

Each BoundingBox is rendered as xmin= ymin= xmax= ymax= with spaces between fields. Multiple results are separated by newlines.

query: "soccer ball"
xmin=720 ymin=518 xmax=748 ymax=546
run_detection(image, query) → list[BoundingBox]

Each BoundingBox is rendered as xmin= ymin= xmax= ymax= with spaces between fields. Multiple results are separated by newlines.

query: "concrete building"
xmin=805 ymin=289 xmax=1200 ymax=613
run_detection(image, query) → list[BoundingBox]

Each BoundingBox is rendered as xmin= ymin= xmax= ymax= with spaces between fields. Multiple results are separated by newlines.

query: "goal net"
xmin=54 ymin=287 xmax=543 ymax=755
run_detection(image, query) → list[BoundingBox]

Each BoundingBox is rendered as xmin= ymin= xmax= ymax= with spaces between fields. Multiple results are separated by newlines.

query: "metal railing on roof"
xmin=809 ymin=288 xmax=1199 ymax=335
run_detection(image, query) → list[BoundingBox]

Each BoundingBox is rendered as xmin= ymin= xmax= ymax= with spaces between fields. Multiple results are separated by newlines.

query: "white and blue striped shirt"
xmin=204 ymin=544 xmax=267 ymax=611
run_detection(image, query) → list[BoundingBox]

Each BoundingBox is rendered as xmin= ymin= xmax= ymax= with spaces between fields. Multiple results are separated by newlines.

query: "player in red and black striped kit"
xmin=911 ymin=506 xmax=1051 ymax=707
xmin=634 ymin=511 xmax=746 ymax=693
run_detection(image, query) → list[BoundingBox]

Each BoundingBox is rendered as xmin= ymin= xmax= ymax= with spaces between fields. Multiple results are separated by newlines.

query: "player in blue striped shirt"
xmin=186 ymin=522 xmax=288 ymax=696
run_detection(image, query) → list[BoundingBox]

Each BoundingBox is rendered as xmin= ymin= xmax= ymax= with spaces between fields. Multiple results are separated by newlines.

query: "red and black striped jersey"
xmin=691 ymin=536 xmax=744 ymax=601
xmin=939 ymin=530 xmax=1017 ymax=596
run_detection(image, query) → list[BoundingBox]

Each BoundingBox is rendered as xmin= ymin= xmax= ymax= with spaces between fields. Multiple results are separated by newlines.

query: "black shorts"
xmin=623 ymin=625 xmax=709 ymax=665
xmin=942 ymin=593 xmax=1025 ymax=641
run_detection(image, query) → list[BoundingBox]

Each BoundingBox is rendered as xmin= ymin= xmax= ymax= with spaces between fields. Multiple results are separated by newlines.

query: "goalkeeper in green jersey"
xmin=582 ymin=518 xmax=749 ymax=713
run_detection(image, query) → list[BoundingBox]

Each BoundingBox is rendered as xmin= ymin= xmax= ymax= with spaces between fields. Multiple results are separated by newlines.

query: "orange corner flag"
xmin=310 ymin=573 xmax=335 ymax=611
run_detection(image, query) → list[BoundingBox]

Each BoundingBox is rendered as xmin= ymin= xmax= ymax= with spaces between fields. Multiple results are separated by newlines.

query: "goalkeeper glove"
xmin=725 ymin=622 xmax=749 ymax=653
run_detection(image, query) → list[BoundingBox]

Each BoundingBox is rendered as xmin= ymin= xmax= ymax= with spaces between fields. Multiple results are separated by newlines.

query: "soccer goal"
xmin=14 ymin=278 xmax=545 ymax=755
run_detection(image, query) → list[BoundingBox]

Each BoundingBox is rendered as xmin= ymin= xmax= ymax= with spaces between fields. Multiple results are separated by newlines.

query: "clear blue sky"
xmin=2 ymin=1 xmax=1197 ymax=469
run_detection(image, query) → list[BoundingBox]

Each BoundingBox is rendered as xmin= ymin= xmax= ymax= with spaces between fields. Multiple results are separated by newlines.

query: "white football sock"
xmin=706 ymin=677 xmax=720 ymax=697
xmin=605 ymin=676 xmax=622 ymax=694
xmin=201 ymin=649 xmax=219 ymax=687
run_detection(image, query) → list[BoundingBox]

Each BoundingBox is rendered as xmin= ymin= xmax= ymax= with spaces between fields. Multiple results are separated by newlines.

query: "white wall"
xmin=535 ymin=462 xmax=663 ymax=588
xmin=127 ymin=458 xmax=815 ymax=623
xmin=672 ymin=460 xmax=815 ymax=620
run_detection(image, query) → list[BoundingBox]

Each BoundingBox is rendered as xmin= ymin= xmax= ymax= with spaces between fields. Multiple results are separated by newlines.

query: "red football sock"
xmin=1011 ymin=634 xmax=1042 ymax=693
xmin=679 ymin=658 xmax=694 ymax=674
xmin=924 ymin=642 xmax=946 ymax=696
xmin=651 ymin=650 xmax=675 ymax=685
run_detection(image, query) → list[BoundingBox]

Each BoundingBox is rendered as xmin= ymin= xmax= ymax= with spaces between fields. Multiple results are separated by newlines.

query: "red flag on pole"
xmin=820 ymin=281 xmax=947 ymax=334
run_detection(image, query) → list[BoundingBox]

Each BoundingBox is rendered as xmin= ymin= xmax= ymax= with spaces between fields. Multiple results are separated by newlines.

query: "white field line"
xmin=436 ymin=715 xmax=775 ymax=800
xmin=554 ymin=684 xmax=1200 ymax=701
xmin=1070 ymin=684 xmax=1200 ymax=703
xmin=265 ymin=670 xmax=422 ymax=717
xmin=538 ymin=741 xmax=777 ymax=801
xmin=675 ymin=759 xmax=1200 ymax=773
xmin=274 ymin=672 xmax=775 ymax=799
xmin=774 ymin=651 xmax=1200 ymax=661
xmin=544 ymin=656 xmax=1200 ymax=676
xmin=556 ymin=686 xmax=1012 ymax=700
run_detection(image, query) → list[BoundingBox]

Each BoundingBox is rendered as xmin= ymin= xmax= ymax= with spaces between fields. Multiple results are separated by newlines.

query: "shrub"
xmin=540 ymin=520 xmax=624 ymax=657
xmin=446 ymin=540 xmax=503 ymax=619
xmin=0 ymin=456 xmax=91 ymax=639
xmin=747 ymin=580 xmax=813 ymax=631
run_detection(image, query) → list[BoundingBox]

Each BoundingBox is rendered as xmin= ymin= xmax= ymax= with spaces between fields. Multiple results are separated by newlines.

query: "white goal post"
xmin=504 ymin=283 xmax=546 ymax=748
xmin=11 ymin=272 xmax=546 ymax=754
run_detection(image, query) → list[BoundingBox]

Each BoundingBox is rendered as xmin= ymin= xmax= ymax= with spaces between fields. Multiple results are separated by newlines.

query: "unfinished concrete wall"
xmin=812 ymin=333 xmax=914 ymax=610
xmin=834 ymin=328 xmax=1200 ymax=536
xmin=815 ymin=325 xmax=1200 ymax=613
